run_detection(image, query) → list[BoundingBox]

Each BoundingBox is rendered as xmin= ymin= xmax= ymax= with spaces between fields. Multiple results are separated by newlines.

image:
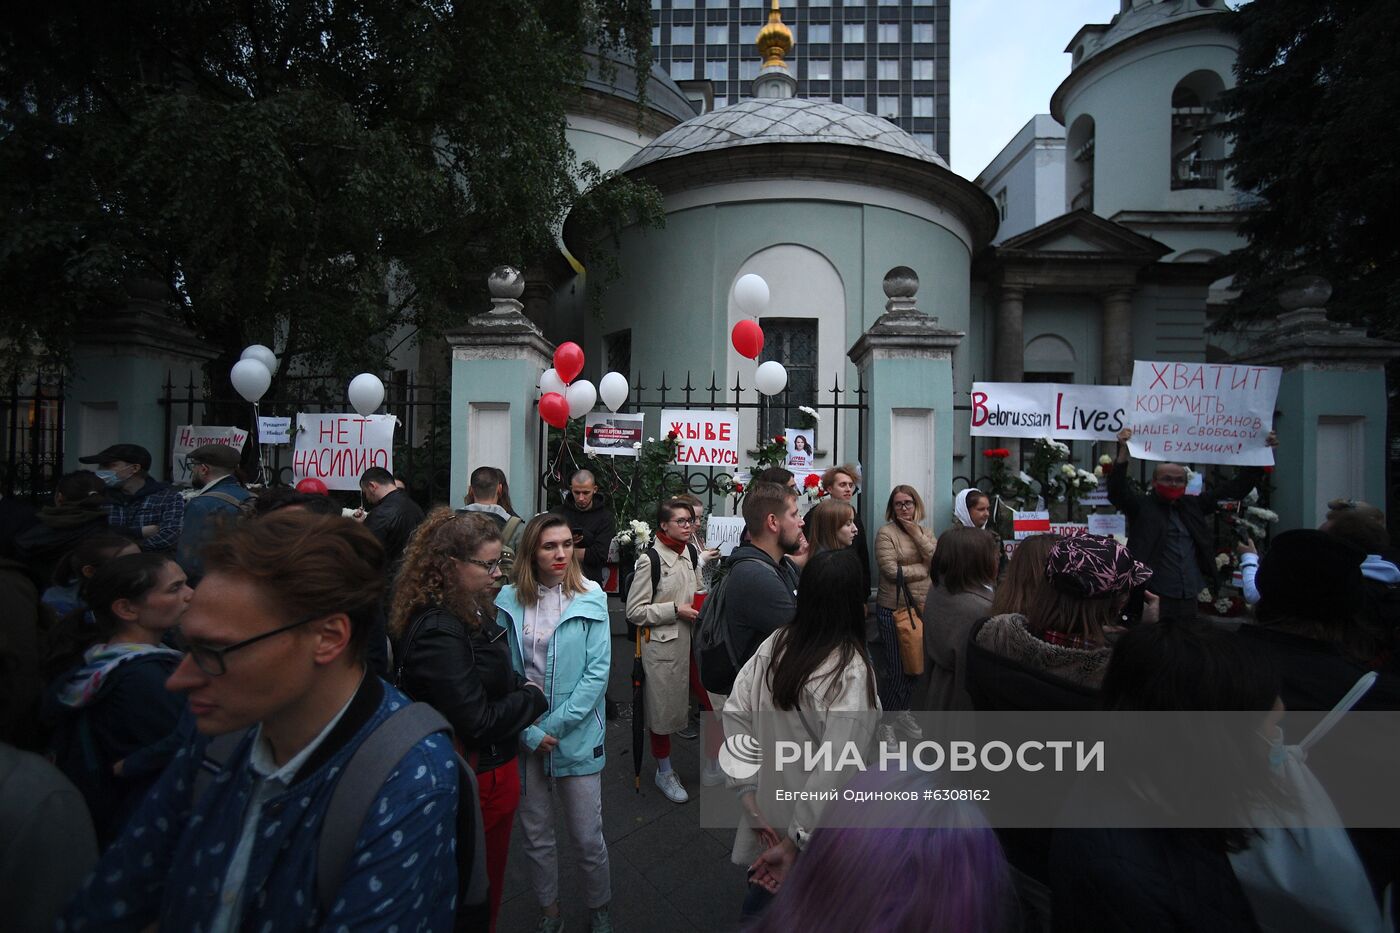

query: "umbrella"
xmin=632 ymin=627 xmax=646 ymax=792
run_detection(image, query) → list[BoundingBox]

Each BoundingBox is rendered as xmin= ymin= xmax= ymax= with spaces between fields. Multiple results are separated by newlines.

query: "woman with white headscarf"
xmin=951 ymin=489 xmax=992 ymax=530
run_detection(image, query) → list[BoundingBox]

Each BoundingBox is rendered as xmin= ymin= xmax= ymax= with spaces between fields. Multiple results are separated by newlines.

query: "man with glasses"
xmin=1110 ymin=426 xmax=1278 ymax=623
xmin=63 ymin=510 xmax=465 ymax=932
xmin=176 ymin=444 xmax=253 ymax=583
xmin=626 ymin=498 xmax=705 ymax=802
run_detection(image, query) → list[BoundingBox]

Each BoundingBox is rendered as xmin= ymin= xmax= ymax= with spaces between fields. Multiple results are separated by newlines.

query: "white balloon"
xmin=754 ymin=360 xmax=788 ymax=397
xmin=240 ymin=344 xmax=278 ymax=375
xmin=540 ymin=368 xmax=568 ymax=397
xmin=347 ymin=373 xmax=385 ymax=417
xmin=230 ymin=358 xmax=271 ymax=403
xmin=598 ymin=371 xmax=629 ymax=412
xmin=566 ymin=380 xmax=597 ymax=419
xmin=733 ymin=274 xmax=770 ymax=316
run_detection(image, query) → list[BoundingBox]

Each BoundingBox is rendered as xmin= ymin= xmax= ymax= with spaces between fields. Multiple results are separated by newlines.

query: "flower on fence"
xmin=1197 ymin=587 xmax=1214 ymax=604
xmin=1247 ymin=506 xmax=1279 ymax=523
xmin=797 ymin=405 xmax=821 ymax=421
xmin=614 ymin=519 xmax=653 ymax=550
xmin=1214 ymin=596 xmax=1234 ymax=615
xmin=667 ymin=430 xmax=679 ymax=440
xmin=773 ymin=435 xmax=786 ymax=445
xmin=632 ymin=442 xmax=642 ymax=450
xmin=803 ymin=473 xmax=821 ymax=489
xmin=1098 ymin=454 xmax=1113 ymax=466
xmin=1215 ymin=552 xmax=1233 ymax=570
xmin=983 ymin=448 xmax=1010 ymax=459
xmin=1060 ymin=463 xmax=1076 ymax=477
xmin=1093 ymin=465 xmax=1104 ymax=479
xmin=732 ymin=482 xmax=745 ymax=495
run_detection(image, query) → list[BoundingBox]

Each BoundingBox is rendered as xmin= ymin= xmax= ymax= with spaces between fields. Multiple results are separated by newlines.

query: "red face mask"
xmin=1155 ymin=483 xmax=1186 ymax=501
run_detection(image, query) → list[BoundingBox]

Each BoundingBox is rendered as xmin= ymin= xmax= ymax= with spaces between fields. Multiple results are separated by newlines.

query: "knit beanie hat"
xmin=1255 ymin=529 xmax=1364 ymax=624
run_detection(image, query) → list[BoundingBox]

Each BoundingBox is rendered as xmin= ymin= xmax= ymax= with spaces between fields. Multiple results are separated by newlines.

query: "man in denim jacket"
xmin=61 ymin=511 xmax=461 ymax=933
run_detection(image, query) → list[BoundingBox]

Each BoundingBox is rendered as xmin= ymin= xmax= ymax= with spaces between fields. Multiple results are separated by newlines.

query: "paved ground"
xmin=496 ymin=620 xmax=748 ymax=933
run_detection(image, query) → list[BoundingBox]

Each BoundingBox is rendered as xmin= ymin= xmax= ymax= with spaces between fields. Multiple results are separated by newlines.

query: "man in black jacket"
xmin=1108 ymin=426 xmax=1276 ymax=623
xmin=358 ymin=466 xmax=425 ymax=568
xmin=725 ymin=482 xmax=804 ymax=671
xmin=554 ymin=470 xmax=614 ymax=585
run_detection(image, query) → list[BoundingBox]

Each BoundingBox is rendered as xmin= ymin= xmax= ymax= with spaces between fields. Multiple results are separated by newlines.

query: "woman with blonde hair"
xmin=496 ymin=513 xmax=614 ymax=933
xmin=873 ymin=485 xmax=936 ymax=710
xmin=390 ymin=508 xmax=548 ymax=931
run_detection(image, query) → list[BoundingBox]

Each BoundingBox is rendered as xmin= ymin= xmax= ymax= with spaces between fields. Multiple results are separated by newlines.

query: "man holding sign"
xmin=1109 ymin=426 xmax=1277 ymax=623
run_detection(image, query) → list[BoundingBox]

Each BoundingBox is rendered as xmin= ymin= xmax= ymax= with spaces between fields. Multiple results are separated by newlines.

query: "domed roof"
xmin=620 ymin=97 xmax=948 ymax=174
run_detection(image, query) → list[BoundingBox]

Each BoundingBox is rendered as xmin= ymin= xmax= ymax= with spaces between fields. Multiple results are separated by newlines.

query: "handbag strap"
xmin=894 ymin=566 xmax=917 ymax=612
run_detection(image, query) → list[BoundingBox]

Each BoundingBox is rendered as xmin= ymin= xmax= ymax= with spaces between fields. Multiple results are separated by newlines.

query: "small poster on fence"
xmin=1012 ymin=510 xmax=1051 ymax=540
xmin=583 ymin=412 xmax=644 ymax=457
xmin=1127 ymin=361 xmax=1281 ymax=466
xmin=292 ymin=413 xmax=395 ymax=491
xmin=706 ymin=516 xmax=746 ymax=557
xmin=1087 ymin=513 xmax=1128 ymax=539
xmin=784 ymin=429 xmax=815 ymax=472
xmin=257 ymin=416 xmax=292 ymax=445
xmin=172 ymin=425 xmax=248 ymax=486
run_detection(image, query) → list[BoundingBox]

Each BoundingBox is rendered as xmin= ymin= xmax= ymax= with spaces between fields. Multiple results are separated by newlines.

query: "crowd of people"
xmin=0 ymin=429 xmax=1398 ymax=932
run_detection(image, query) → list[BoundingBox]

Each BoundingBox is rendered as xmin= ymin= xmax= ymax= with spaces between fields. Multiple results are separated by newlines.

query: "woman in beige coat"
xmin=625 ymin=498 xmax=703 ymax=804
xmin=873 ymin=485 xmax=936 ymax=710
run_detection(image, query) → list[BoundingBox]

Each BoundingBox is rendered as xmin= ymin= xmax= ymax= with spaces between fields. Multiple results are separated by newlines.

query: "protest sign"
xmin=257 ymin=416 xmax=292 ymax=445
xmin=1080 ymin=487 xmax=1110 ymax=507
xmin=660 ymin=409 xmax=740 ymax=467
xmin=292 ymin=413 xmax=395 ymax=491
xmin=971 ymin=382 xmax=1129 ymax=441
xmin=706 ymin=516 xmax=746 ymax=557
xmin=584 ymin=413 xmax=644 ymax=457
xmin=172 ymin=425 xmax=248 ymax=486
xmin=1050 ymin=523 xmax=1091 ymax=537
xmin=1012 ymin=510 xmax=1050 ymax=540
xmin=784 ymin=429 xmax=815 ymax=471
xmin=1087 ymin=513 xmax=1127 ymax=539
xmin=1127 ymin=362 xmax=1281 ymax=466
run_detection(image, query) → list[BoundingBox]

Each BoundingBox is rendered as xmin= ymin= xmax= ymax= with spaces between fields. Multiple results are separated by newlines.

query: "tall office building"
xmin=649 ymin=0 xmax=950 ymax=161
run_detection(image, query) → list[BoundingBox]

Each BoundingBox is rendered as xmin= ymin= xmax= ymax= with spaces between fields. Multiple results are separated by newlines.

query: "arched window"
xmin=1067 ymin=114 xmax=1095 ymax=212
xmin=1170 ymin=70 xmax=1226 ymax=191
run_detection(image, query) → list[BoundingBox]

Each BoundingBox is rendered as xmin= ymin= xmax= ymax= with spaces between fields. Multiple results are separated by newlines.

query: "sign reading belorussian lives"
xmin=660 ymin=409 xmax=740 ymax=467
xmin=1127 ymin=362 xmax=1281 ymax=466
xmin=971 ymin=383 xmax=1129 ymax=441
xmin=292 ymin=413 xmax=396 ymax=490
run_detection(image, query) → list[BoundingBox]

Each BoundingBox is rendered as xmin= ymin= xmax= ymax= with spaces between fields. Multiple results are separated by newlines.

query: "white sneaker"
xmin=701 ymin=759 xmax=726 ymax=787
xmin=654 ymin=769 xmax=689 ymax=803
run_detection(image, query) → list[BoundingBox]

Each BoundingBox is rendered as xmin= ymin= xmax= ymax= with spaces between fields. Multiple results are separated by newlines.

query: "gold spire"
xmin=756 ymin=0 xmax=794 ymax=70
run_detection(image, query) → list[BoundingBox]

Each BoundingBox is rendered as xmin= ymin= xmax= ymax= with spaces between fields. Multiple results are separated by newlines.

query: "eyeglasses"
xmin=894 ymin=500 xmax=916 ymax=510
xmin=459 ymin=556 xmax=504 ymax=574
xmin=171 ymin=616 xmax=321 ymax=677
xmin=667 ymin=517 xmax=696 ymax=527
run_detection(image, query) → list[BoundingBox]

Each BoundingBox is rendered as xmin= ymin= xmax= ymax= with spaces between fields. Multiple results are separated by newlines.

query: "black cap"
xmin=187 ymin=444 xmax=242 ymax=470
xmin=78 ymin=443 xmax=152 ymax=471
xmin=1256 ymin=529 xmax=1365 ymax=624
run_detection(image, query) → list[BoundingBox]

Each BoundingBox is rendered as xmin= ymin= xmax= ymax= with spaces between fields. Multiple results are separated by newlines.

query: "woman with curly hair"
xmin=390 ymin=508 xmax=548 ymax=932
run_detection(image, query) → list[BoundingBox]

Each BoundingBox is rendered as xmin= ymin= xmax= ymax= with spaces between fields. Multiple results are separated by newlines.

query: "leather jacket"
xmin=394 ymin=606 xmax=548 ymax=772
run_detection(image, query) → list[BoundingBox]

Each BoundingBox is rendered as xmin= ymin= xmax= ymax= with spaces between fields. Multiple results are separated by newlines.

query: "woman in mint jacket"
xmin=496 ymin=512 xmax=614 ymax=933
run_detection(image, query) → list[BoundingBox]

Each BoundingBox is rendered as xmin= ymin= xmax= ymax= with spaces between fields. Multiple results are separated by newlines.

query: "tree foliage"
xmin=1218 ymin=0 xmax=1400 ymax=335
xmin=0 ymin=0 xmax=661 ymax=380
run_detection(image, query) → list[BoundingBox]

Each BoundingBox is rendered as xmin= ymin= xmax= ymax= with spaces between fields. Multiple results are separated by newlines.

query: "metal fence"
xmin=1 ymin=374 xmax=65 ymax=505
xmin=158 ymin=371 xmax=452 ymax=507
xmin=537 ymin=369 xmax=869 ymax=520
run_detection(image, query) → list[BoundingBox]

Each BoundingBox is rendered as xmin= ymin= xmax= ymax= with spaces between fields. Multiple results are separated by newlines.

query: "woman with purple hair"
xmin=746 ymin=769 xmax=1019 ymax=932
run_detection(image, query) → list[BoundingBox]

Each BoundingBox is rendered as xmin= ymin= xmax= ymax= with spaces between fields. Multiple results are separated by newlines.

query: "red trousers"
xmin=478 ymin=756 xmax=521 ymax=932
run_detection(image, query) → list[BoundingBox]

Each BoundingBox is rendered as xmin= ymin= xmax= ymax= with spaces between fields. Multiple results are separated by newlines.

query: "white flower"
xmin=1076 ymin=469 xmax=1098 ymax=486
xmin=1099 ymin=454 xmax=1113 ymax=466
xmin=632 ymin=442 xmax=642 ymax=450
xmin=1247 ymin=506 xmax=1279 ymax=523
xmin=1197 ymin=588 xmax=1214 ymax=603
xmin=1215 ymin=552 xmax=1232 ymax=570
xmin=1214 ymin=597 xmax=1233 ymax=615
xmin=1093 ymin=466 xmax=1104 ymax=478
xmin=1060 ymin=463 xmax=1076 ymax=476
xmin=614 ymin=532 xmax=633 ymax=546
xmin=797 ymin=405 xmax=821 ymax=421
xmin=647 ymin=436 xmax=655 ymax=443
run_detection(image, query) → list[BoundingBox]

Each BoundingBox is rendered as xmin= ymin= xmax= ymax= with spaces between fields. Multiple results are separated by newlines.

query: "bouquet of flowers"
xmin=613 ymin=519 xmax=653 ymax=550
xmin=802 ymin=472 xmax=826 ymax=500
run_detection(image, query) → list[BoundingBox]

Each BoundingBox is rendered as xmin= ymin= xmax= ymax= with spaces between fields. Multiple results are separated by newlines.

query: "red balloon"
xmin=539 ymin=392 xmax=570 ymax=429
xmin=732 ymin=320 xmax=764 ymax=360
xmin=553 ymin=342 xmax=585 ymax=384
xmin=295 ymin=477 xmax=329 ymax=495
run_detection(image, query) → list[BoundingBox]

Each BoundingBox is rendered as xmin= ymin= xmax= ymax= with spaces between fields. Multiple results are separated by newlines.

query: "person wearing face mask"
xmin=1108 ymin=427 xmax=1277 ymax=624
xmin=176 ymin=444 xmax=253 ymax=584
xmin=78 ymin=443 xmax=186 ymax=555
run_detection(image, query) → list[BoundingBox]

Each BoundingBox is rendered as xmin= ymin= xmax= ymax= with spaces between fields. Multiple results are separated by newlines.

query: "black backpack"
xmin=619 ymin=542 xmax=698 ymax=605
xmin=694 ymin=555 xmax=772 ymax=695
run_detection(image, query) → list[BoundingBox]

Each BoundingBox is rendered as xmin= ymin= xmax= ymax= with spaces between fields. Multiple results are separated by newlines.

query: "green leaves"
xmin=0 ymin=0 xmax=659 ymax=379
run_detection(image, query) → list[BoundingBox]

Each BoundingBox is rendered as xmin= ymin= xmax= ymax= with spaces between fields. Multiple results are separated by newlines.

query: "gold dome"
xmin=756 ymin=0 xmax=794 ymax=69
